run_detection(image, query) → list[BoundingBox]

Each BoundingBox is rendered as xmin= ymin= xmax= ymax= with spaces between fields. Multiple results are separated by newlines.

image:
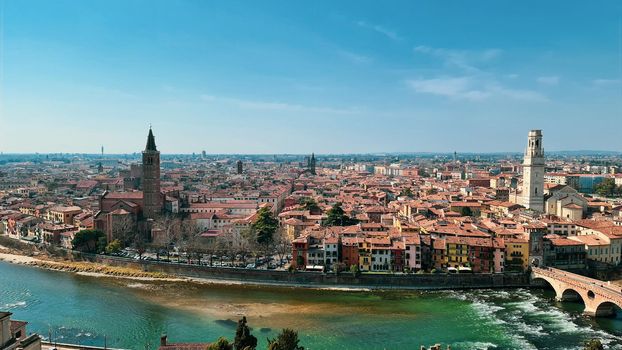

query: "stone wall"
xmin=84 ymin=254 xmax=529 ymax=290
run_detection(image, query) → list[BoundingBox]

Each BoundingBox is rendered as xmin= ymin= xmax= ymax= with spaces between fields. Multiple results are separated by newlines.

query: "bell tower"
xmin=522 ymin=130 xmax=544 ymax=212
xmin=142 ymin=127 xmax=161 ymax=219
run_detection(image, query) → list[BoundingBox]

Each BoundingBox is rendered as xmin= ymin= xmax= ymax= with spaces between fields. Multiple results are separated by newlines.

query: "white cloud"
xmin=199 ymin=94 xmax=361 ymax=115
xmin=407 ymin=77 xmax=488 ymax=101
xmin=410 ymin=45 xmax=546 ymax=102
xmin=338 ymin=50 xmax=372 ymax=64
xmin=356 ymin=21 xmax=401 ymax=41
xmin=536 ymin=76 xmax=560 ymax=85
xmin=413 ymin=45 xmax=502 ymax=72
xmin=406 ymin=76 xmax=546 ymax=102
xmin=592 ymin=79 xmax=621 ymax=87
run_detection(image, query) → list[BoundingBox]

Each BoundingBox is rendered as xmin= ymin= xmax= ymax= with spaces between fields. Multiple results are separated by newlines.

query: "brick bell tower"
xmin=142 ymin=127 xmax=161 ymax=219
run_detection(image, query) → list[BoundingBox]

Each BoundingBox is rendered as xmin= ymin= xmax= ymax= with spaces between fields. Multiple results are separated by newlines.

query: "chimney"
xmin=160 ymin=334 xmax=167 ymax=346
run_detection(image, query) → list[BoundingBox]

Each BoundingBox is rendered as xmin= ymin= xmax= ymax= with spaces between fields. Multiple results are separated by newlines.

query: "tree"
xmin=460 ymin=206 xmax=473 ymax=217
xmin=298 ymin=197 xmax=320 ymax=214
xmin=251 ymin=207 xmax=278 ymax=247
xmin=155 ymin=214 xmax=182 ymax=260
xmin=131 ymin=231 xmax=148 ymax=259
xmin=71 ymin=229 xmax=106 ymax=253
xmin=207 ymin=337 xmax=233 ymax=350
xmin=237 ymin=228 xmax=257 ymax=266
xmin=105 ymin=239 xmax=122 ymax=254
xmin=399 ymin=188 xmax=414 ymax=198
xmin=97 ymin=236 xmax=107 ymax=254
xmin=234 ymin=317 xmax=257 ymax=350
xmin=179 ymin=220 xmax=204 ymax=264
xmin=323 ymin=203 xmax=358 ymax=227
xmin=267 ymin=329 xmax=304 ymax=350
xmin=426 ymin=188 xmax=438 ymax=195
xmin=583 ymin=339 xmax=604 ymax=350
xmin=350 ymin=264 xmax=361 ymax=277
xmin=273 ymin=228 xmax=291 ymax=266
xmin=111 ymin=214 xmax=136 ymax=247
xmin=595 ymin=178 xmax=617 ymax=197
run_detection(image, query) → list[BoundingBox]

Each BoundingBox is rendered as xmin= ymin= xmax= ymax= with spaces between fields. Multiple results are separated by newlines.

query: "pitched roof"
xmin=145 ymin=127 xmax=158 ymax=152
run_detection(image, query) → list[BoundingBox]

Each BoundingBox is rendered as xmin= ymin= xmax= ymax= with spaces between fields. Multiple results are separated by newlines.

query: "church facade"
xmin=94 ymin=128 xmax=163 ymax=242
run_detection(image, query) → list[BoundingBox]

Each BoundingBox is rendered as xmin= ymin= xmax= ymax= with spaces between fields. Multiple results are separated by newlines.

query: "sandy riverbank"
xmin=0 ymin=246 xmax=185 ymax=282
xmin=0 ymin=245 xmax=377 ymax=291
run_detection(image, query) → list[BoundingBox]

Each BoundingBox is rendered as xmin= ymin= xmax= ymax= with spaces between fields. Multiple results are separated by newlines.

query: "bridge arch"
xmin=531 ymin=276 xmax=565 ymax=299
xmin=532 ymin=267 xmax=622 ymax=317
xmin=560 ymin=288 xmax=583 ymax=303
xmin=594 ymin=301 xmax=621 ymax=317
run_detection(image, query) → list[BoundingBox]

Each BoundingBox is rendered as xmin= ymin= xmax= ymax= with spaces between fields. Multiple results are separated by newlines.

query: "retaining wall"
xmin=78 ymin=253 xmax=530 ymax=290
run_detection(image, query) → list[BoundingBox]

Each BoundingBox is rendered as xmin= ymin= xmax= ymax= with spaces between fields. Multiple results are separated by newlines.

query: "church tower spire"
xmin=310 ymin=153 xmax=316 ymax=175
xmin=145 ymin=127 xmax=157 ymax=152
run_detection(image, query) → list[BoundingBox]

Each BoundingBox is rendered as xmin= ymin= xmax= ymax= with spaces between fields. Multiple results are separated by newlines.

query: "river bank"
xmin=0 ymin=246 xmax=183 ymax=281
xmin=2 ymin=260 xmax=622 ymax=350
xmin=0 ymin=242 xmax=531 ymax=291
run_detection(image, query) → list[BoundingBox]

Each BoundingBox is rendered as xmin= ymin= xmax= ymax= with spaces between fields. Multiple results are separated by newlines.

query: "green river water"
xmin=1 ymin=261 xmax=622 ymax=350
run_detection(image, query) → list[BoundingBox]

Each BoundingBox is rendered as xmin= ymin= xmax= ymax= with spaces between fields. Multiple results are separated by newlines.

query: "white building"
xmin=545 ymin=185 xmax=587 ymax=220
xmin=522 ymin=130 xmax=545 ymax=212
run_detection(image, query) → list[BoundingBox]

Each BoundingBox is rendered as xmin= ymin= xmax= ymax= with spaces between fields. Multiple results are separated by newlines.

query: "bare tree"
xmin=232 ymin=229 xmax=253 ymax=266
xmin=111 ymin=214 xmax=136 ymax=247
xmin=154 ymin=214 xmax=182 ymax=260
xmin=241 ymin=227 xmax=261 ymax=266
xmin=273 ymin=228 xmax=292 ymax=266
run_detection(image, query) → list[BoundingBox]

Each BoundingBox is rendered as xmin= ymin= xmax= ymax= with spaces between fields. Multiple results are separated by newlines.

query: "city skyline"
xmin=2 ymin=1 xmax=622 ymax=154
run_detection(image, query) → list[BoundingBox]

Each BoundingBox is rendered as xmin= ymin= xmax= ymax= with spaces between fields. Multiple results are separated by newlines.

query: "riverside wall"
xmin=81 ymin=254 xmax=530 ymax=290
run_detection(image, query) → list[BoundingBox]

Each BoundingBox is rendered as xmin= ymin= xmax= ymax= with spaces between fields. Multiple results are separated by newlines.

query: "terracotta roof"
xmin=104 ymin=191 xmax=143 ymax=199
xmin=549 ymin=237 xmax=585 ymax=246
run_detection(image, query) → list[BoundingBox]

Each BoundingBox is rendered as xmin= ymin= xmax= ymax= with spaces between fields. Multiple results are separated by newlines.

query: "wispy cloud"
xmin=409 ymin=45 xmax=546 ymax=102
xmin=414 ymin=45 xmax=502 ymax=72
xmin=592 ymin=79 xmax=621 ymax=87
xmin=536 ymin=76 xmax=560 ymax=86
xmin=407 ymin=77 xmax=489 ymax=101
xmin=356 ymin=21 xmax=402 ymax=41
xmin=407 ymin=76 xmax=546 ymax=102
xmin=200 ymin=94 xmax=361 ymax=115
xmin=337 ymin=49 xmax=372 ymax=64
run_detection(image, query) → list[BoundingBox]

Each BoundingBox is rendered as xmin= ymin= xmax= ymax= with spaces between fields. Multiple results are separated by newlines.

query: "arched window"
xmin=535 ymin=187 xmax=538 ymax=195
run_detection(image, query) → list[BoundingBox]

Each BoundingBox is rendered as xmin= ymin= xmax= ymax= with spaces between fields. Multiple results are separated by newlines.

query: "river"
xmin=2 ymin=261 xmax=622 ymax=350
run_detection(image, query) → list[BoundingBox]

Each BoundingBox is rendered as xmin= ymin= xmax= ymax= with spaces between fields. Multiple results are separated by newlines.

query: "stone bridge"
xmin=531 ymin=267 xmax=622 ymax=316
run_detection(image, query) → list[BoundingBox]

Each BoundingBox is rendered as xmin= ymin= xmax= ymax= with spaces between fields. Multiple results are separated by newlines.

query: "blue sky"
xmin=1 ymin=0 xmax=621 ymax=154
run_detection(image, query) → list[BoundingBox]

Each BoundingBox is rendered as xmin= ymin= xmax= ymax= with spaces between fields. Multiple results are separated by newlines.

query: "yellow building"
xmin=504 ymin=237 xmax=530 ymax=271
xmin=358 ymin=239 xmax=372 ymax=271
xmin=445 ymin=236 xmax=469 ymax=268
xmin=45 ymin=206 xmax=82 ymax=225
